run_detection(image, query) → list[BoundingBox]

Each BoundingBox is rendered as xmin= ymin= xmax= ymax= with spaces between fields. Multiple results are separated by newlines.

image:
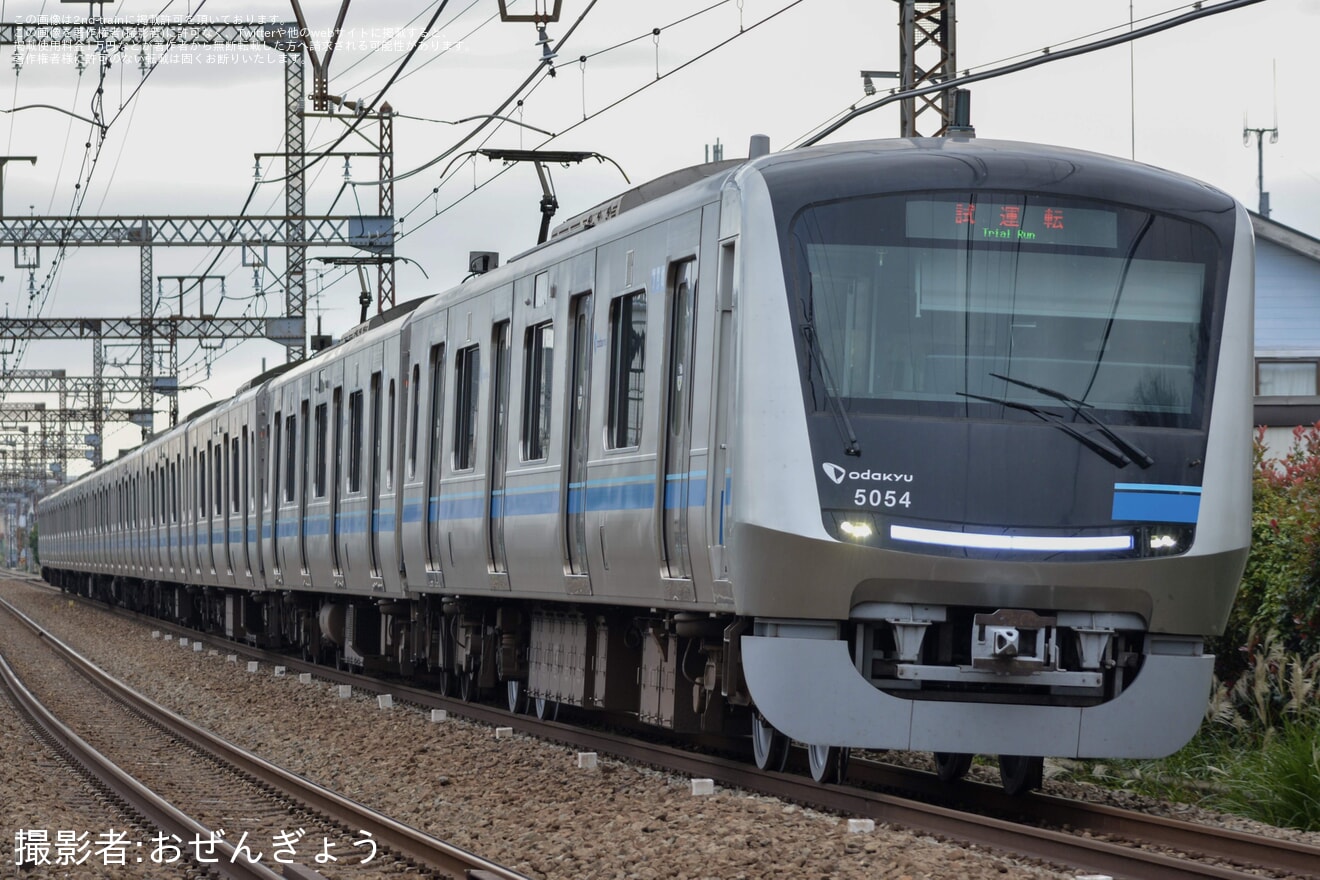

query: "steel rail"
xmin=0 ymin=650 xmax=286 ymax=880
xmin=31 ymin=584 xmax=1320 ymax=880
xmin=173 ymin=633 xmax=1291 ymax=880
xmin=0 ymin=594 xmax=531 ymax=880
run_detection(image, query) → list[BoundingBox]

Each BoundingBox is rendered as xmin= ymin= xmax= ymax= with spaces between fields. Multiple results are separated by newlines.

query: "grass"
xmin=1068 ymin=633 xmax=1320 ymax=832
xmin=1072 ymin=722 xmax=1320 ymax=832
xmin=1217 ymin=722 xmax=1320 ymax=829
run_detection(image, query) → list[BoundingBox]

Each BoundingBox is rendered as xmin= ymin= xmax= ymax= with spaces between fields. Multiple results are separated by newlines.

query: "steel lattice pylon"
xmin=896 ymin=0 xmax=957 ymax=137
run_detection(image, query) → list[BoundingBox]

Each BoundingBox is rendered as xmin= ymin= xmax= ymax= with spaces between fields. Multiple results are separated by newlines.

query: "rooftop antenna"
xmin=1243 ymin=60 xmax=1279 ymax=218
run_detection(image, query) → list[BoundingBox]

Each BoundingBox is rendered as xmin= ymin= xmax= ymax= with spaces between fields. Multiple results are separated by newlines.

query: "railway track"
xmin=114 ymin=600 xmax=1320 ymax=880
xmin=0 ymin=593 xmax=530 ymax=880
xmin=11 ymin=579 xmax=1320 ymax=880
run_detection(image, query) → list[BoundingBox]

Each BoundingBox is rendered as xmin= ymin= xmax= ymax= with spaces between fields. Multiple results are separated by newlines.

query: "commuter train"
xmin=38 ymin=137 xmax=1254 ymax=793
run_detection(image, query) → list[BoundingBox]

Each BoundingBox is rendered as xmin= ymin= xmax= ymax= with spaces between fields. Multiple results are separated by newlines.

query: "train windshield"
xmin=788 ymin=191 xmax=1222 ymax=429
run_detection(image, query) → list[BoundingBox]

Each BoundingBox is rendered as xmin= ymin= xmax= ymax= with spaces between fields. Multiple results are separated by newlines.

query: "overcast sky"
xmin=1 ymin=0 xmax=1315 ymax=475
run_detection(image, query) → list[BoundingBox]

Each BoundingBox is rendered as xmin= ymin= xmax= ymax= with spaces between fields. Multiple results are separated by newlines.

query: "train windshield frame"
xmin=786 ymin=190 xmax=1223 ymax=430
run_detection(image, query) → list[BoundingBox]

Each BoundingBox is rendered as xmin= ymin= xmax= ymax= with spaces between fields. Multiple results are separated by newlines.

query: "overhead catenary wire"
xmin=7 ymin=0 xmax=212 ymax=374
xmin=140 ymin=0 xmax=763 ymax=385
xmin=132 ymin=0 xmax=1279 ymax=432
xmin=794 ymin=0 xmax=1269 ymax=148
xmin=388 ymin=0 xmax=808 ymax=244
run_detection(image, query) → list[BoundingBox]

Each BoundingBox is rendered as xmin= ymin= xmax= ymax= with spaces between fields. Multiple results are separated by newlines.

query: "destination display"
xmin=905 ymin=197 xmax=1119 ymax=248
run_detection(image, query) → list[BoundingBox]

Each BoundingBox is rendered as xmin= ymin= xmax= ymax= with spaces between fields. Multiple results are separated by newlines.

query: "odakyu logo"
xmin=822 ymin=462 xmax=915 ymax=485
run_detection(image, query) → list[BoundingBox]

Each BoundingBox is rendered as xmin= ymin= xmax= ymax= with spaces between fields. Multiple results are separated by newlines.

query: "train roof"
xmin=749 ymin=137 xmax=1237 ymax=215
xmin=547 ymin=157 xmax=746 ymax=242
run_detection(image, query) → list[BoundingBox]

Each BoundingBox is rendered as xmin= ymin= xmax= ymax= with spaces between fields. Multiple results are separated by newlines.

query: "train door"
xmin=224 ymin=430 xmax=236 ymax=579
xmin=269 ymin=409 xmax=282 ymax=580
xmin=709 ymin=239 xmax=736 ymax=585
xmin=489 ymin=320 xmax=511 ymax=574
xmin=153 ymin=467 xmax=164 ymax=574
xmin=662 ymin=259 xmax=697 ymax=580
xmin=241 ymin=425 xmax=253 ymax=582
xmin=299 ymin=397 xmax=311 ymax=577
xmin=565 ymin=293 xmax=593 ymax=580
xmin=172 ymin=454 xmax=181 ymax=578
xmin=331 ymin=386 xmax=344 ymax=578
xmin=368 ymin=370 xmax=383 ymax=579
xmin=205 ymin=441 xmax=217 ymax=576
xmin=161 ymin=461 xmax=168 ymax=575
xmin=425 ymin=342 xmax=445 ymax=573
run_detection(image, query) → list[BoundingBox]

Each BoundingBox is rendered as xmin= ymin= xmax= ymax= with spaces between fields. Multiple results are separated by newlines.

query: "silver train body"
xmin=39 ymin=138 xmax=1253 ymax=763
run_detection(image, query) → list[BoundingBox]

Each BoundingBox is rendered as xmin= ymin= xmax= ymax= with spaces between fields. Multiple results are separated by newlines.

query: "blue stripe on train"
xmin=1111 ymin=483 xmax=1201 ymax=524
xmin=238 ymin=471 xmax=714 ymax=538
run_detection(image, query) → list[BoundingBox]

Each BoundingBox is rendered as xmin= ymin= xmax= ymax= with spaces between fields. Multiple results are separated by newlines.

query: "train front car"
xmin=730 ymin=139 xmax=1253 ymax=787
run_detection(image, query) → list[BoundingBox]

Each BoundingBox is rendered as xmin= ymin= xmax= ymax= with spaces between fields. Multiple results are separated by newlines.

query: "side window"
xmin=522 ymin=320 xmax=554 ymax=461
xmin=231 ymin=436 xmax=241 ymax=514
xmin=607 ymin=291 xmax=647 ymax=449
xmin=1257 ymin=359 xmax=1319 ymax=396
xmin=453 ymin=345 xmax=480 ymax=470
xmin=370 ymin=372 xmax=382 ymax=493
xmin=348 ymin=389 xmax=364 ymax=493
xmin=301 ymin=400 xmax=311 ymax=506
xmin=428 ymin=344 xmax=445 ymax=491
xmin=270 ymin=414 xmax=281 ymax=510
xmin=215 ymin=439 xmax=224 ymax=516
xmin=283 ymin=413 xmax=297 ymax=503
xmin=313 ymin=403 xmax=328 ymax=498
xmin=198 ymin=449 xmax=207 ymax=514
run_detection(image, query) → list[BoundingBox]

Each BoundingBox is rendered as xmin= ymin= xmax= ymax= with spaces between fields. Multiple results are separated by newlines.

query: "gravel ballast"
xmin=2 ymin=577 xmax=1314 ymax=878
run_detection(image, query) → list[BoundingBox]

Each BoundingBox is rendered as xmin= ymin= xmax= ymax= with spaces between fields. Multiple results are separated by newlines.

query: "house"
xmin=1251 ymin=213 xmax=1320 ymax=455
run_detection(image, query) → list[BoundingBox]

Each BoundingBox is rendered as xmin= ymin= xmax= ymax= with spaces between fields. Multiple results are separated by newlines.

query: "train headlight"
xmin=825 ymin=511 xmax=879 ymax=544
xmin=1140 ymin=525 xmax=1193 ymax=557
xmin=1149 ymin=534 xmax=1178 ymax=551
xmin=839 ymin=520 xmax=874 ymax=540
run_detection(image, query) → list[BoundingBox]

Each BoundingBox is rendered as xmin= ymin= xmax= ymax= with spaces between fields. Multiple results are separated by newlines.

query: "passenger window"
xmin=607 ymin=291 xmax=647 ymax=449
xmin=284 ymin=414 xmax=297 ymax=503
xmin=231 ymin=437 xmax=241 ymax=514
xmin=522 ymin=321 xmax=554 ymax=461
xmin=348 ymin=389 xmax=364 ymax=493
xmin=215 ymin=441 xmax=224 ymax=516
xmin=428 ymin=344 xmax=445 ymax=492
xmin=453 ymin=345 xmax=480 ymax=470
xmin=314 ymin=403 xmax=328 ymax=498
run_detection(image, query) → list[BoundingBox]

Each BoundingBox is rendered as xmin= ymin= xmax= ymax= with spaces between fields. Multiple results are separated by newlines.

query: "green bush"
xmin=1213 ymin=424 xmax=1320 ymax=681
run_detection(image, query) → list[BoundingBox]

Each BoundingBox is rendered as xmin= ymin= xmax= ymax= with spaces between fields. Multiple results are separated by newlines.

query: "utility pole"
xmin=1244 ymin=125 xmax=1278 ymax=218
xmin=289 ymin=1 xmax=399 ymax=314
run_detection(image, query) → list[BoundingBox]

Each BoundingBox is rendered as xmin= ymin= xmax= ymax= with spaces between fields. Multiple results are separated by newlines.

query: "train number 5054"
xmin=854 ymin=489 xmax=912 ymax=508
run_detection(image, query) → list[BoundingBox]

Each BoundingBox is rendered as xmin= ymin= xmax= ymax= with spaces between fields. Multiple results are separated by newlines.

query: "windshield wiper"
xmin=989 ymin=372 xmax=1154 ymax=468
xmin=802 ymin=323 xmax=862 ymax=457
xmin=957 ymin=391 xmax=1130 ymax=468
